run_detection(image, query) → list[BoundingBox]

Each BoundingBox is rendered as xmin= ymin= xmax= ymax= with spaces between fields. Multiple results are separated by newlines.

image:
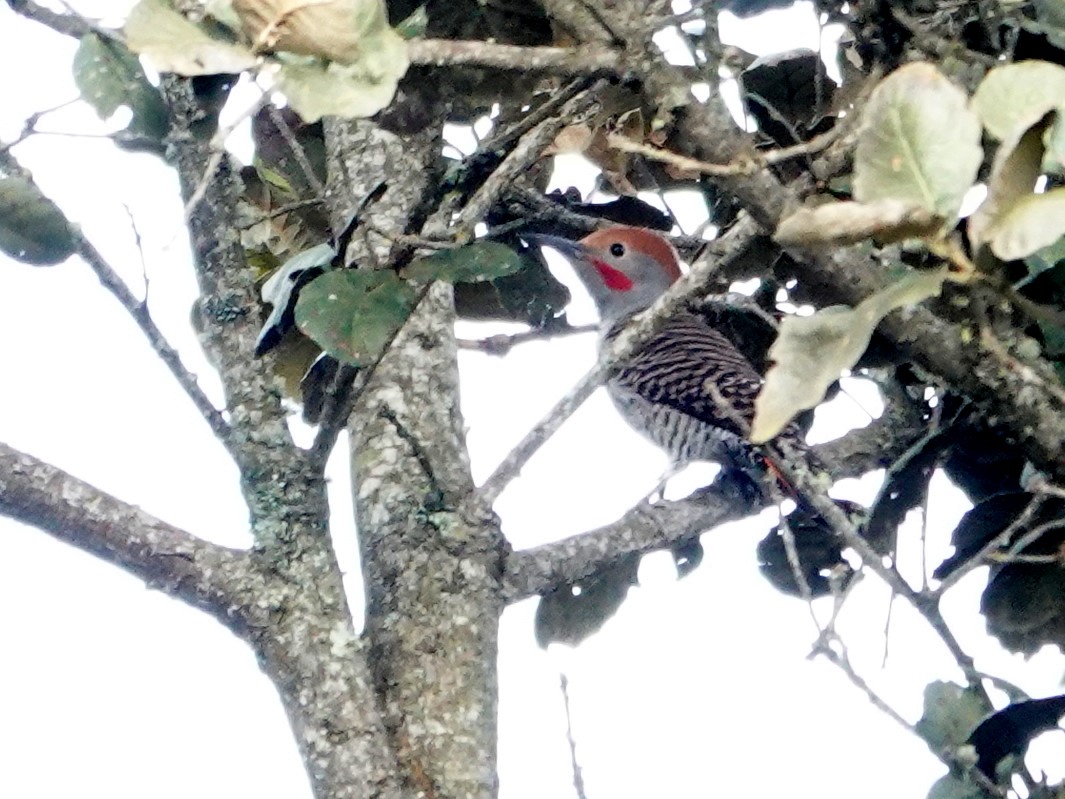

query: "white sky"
xmin=2 ymin=3 xmax=1065 ymax=799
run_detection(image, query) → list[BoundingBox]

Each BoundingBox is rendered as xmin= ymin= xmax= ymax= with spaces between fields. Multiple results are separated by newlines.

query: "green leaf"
xmin=915 ymin=681 xmax=992 ymax=753
xmin=72 ymin=32 xmax=168 ymax=143
xmin=855 ymin=63 xmax=982 ymax=221
xmin=751 ymin=270 xmax=947 ymax=442
xmin=972 ymin=60 xmax=1065 ymax=141
xmin=0 ymin=175 xmax=76 ymax=266
xmin=274 ymin=47 xmax=408 ymax=122
xmin=925 ymin=774 xmax=984 ymax=799
xmin=983 ymin=188 xmax=1065 ymax=262
xmin=403 ymin=241 xmax=524 ymax=284
xmin=125 ymin=0 xmax=257 ymax=76
xmin=255 ymin=161 xmax=295 ymax=195
xmin=395 ymin=5 xmax=428 ymax=39
xmin=294 ymin=269 xmax=415 ymax=365
xmin=969 ymin=115 xmax=1050 ymax=255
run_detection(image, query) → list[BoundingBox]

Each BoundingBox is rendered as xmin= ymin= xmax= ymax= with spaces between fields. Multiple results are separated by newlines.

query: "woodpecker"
xmin=529 ymin=226 xmax=797 ymax=491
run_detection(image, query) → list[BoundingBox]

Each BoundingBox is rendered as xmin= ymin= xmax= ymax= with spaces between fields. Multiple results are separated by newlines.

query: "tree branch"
xmin=407 ymin=39 xmax=623 ymax=76
xmin=502 ymin=405 xmax=925 ymax=601
xmin=0 ymin=441 xmax=248 ymax=624
xmin=5 ymin=0 xmax=91 ymax=37
xmin=75 ymin=235 xmax=232 ymax=444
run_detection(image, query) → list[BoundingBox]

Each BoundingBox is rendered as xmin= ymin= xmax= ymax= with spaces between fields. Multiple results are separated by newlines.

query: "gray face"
xmin=569 ymin=239 xmax=675 ymax=328
xmin=525 ymin=234 xmax=675 ymax=328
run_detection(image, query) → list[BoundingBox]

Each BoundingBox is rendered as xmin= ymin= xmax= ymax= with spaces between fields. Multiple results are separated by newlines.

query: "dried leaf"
xmin=232 ymin=0 xmax=400 ymax=65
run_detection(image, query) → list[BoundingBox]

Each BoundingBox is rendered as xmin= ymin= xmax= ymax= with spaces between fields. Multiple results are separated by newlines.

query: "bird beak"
xmin=522 ymin=233 xmax=590 ymax=263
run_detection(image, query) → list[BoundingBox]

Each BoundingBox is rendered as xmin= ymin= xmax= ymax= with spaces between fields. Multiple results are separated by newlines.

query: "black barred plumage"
xmin=527 ymin=226 xmax=802 ymax=483
xmin=606 ymin=312 xmax=802 ymax=476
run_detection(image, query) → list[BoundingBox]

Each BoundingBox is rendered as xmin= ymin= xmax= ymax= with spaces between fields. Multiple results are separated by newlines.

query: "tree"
xmin=4 ymin=1 xmax=1065 ymax=797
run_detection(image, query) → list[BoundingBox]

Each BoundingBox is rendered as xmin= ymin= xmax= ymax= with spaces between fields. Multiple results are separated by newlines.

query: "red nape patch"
xmin=592 ymin=259 xmax=634 ymax=291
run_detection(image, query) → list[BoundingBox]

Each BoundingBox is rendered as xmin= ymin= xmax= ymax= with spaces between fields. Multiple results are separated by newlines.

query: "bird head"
xmin=527 ymin=227 xmax=682 ymax=327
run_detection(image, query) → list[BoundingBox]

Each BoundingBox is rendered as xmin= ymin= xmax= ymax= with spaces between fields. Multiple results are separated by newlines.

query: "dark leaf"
xmin=740 ymin=49 xmax=837 ymax=146
xmin=294 ymin=268 xmax=417 ymax=365
xmin=757 ymin=500 xmax=860 ymax=597
xmin=534 ymin=554 xmax=640 ymax=647
xmin=865 ymin=430 xmax=948 ymax=554
xmin=933 ymin=492 xmax=1038 ymax=580
xmin=544 ymin=190 xmax=672 ymax=231
xmin=0 ymin=175 xmax=76 ymax=266
xmin=453 ymin=241 xmax=569 ymax=326
xmin=670 ymin=538 xmax=703 ymax=578
xmin=968 ymin=695 xmax=1065 ymax=780
xmin=300 ymin=352 xmax=342 ymax=425
xmin=940 ymin=412 xmax=1027 ymax=503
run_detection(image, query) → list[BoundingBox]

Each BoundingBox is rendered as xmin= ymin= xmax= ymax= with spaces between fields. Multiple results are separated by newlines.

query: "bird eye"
xmin=610 ymin=243 xmax=626 ymax=257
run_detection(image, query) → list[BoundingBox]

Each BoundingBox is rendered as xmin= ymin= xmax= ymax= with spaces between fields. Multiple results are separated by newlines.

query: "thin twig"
xmin=813 ymin=633 xmax=918 ymax=735
xmin=456 ymin=85 xmax=601 ymax=237
xmin=559 ymin=674 xmax=588 ymax=799
xmin=606 ymin=125 xmax=842 ymax=177
xmin=479 ymin=78 xmax=592 ymax=155
xmin=456 ymin=324 xmax=597 ymax=356
xmin=934 ymin=494 xmax=1047 ymax=596
xmin=236 ymin=197 xmax=325 ymax=229
xmin=75 ymin=236 xmax=231 ymax=444
xmin=266 ymin=103 xmax=327 ymax=200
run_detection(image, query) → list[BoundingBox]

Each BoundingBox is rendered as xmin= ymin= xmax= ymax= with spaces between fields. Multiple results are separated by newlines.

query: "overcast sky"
xmin=2 ymin=3 xmax=1064 ymax=798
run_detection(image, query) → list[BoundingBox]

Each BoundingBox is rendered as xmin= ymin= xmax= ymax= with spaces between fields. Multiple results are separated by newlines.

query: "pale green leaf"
xmin=0 ymin=175 xmax=76 ymax=266
xmin=774 ymin=199 xmax=941 ymax=248
xmin=969 ymin=116 xmax=1049 ymax=252
xmin=274 ymin=38 xmax=408 ymax=122
xmin=984 ymin=188 xmax=1065 ymax=261
xmin=294 ymin=269 xmax=415 ymax=365
xmin=403 ymin=241 xmax=524 ymax=284
xmin=972 ymin=60 xmax=1065 ymax=140
xmin=751 ymin=270 xmax=947 ymax=442
xmin=1043 ymin=110 xmax=1065 ymax=174
xmin=915 ymin=681 xmax=991 ymax=753
xmin=125 ymin=0 xmax=257 ymax=76
xmin=855 ymin=63 xmax=982 ymax=221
